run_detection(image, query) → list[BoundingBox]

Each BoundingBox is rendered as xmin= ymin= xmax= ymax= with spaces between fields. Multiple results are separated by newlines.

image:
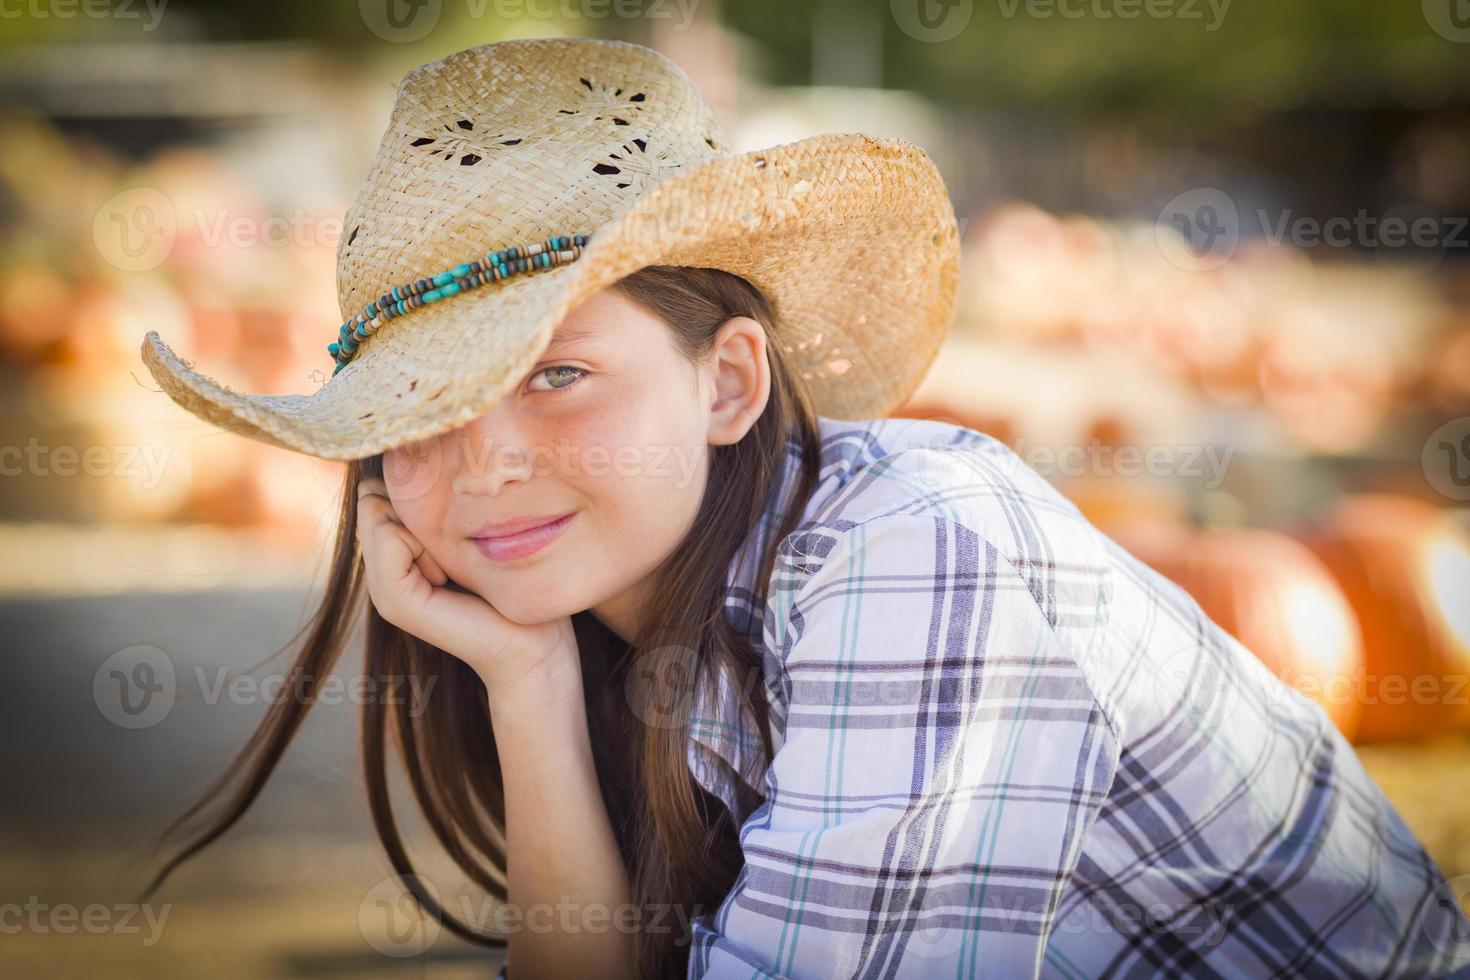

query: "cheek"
xmin=382 ymin=442 xmax=448 ymax=506
xmin=382 ymin=487 xmax=450 ymax=561
xmin=583 ymin=422 xmax=709 ymax=559
xmin=545 ymin=392 xmax=707 ymax=564
xmin=581 ymin=410 xmax=705 ymax=502
xmin=569 ymin=376 xmax=705 ymax=476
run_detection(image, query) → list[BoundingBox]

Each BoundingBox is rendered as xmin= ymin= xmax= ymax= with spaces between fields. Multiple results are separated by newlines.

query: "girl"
xmin=137 ymin=36 xmax=1470 ymax=980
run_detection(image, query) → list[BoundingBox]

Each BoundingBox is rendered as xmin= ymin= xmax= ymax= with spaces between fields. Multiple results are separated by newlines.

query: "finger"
xmin=414 ymin=544 xmax=450 ymax=588
xmin=361 ymin=519 xmax=429 ymax=610
xmin=355 ymin=479 xmax=403 ymax=527
xmin=357 ymin=478 xmax=391 ymax=506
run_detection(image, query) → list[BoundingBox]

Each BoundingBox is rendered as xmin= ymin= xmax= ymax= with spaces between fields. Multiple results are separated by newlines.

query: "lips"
xmin=471 ymin=511 xmax=576 ymax=539
xmin=470 ymin=511 xmax=577 ymax=562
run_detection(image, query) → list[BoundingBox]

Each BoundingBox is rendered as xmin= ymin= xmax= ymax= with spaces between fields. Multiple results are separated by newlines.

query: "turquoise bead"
xmin=329 ymin=234 xmax=591 ymax=374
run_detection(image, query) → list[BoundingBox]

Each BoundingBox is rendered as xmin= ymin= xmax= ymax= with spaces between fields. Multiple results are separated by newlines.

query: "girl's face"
xmin=382 ymin=285 xmax=769 ymax=643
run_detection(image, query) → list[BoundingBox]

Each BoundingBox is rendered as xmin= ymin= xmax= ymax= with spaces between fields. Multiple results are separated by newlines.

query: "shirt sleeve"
xmin=687 ymin=513 xmax=1121 ymax=980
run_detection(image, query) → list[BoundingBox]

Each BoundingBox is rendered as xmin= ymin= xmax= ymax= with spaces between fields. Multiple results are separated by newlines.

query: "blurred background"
xmin=2 ymin=1 xmax=1469 ymax=976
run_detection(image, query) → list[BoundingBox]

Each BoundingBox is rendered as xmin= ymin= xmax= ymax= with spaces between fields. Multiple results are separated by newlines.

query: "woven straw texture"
xmin=140 ymin=37 xmax=960 ymax=461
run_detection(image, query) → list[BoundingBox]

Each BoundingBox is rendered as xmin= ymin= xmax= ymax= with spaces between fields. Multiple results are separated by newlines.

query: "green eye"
xmin=528 ymin=365 xmax=586 ymax=392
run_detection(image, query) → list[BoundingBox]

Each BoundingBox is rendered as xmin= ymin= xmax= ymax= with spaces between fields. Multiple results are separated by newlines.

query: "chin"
xmin=478 ymin=581 xmax=583 ymax=627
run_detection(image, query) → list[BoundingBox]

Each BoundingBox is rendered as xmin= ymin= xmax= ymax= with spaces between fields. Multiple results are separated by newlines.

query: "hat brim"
xmin=141 ymin=132 xmax=960 ymax=462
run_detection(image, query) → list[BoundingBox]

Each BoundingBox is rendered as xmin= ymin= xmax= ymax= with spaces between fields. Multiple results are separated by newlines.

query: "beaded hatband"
xmin=329 ymin=233 xmax=591 ymax=375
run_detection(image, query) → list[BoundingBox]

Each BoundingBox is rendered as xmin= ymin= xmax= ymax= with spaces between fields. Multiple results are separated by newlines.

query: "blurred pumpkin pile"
xmin=954 ymin=200 xmax=1469 ymax=455
xmin=1097 ymin=492 xmax=1470 ymax=746
xmin=0 ymin=115 xmax=344 ymax=539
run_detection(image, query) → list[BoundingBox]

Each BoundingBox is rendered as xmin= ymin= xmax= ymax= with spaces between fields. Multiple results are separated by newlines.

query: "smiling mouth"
xmin=470 ymin=511 xmax=577 ymax=562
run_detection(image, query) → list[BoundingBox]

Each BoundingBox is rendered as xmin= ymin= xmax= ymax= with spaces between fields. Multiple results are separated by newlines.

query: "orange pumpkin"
xmin=1108 ymin=519 xmax=1365 ymax=741
xmin=1061 ymin=477 xmax=1188 ymax=533
xmin=1299 ymin=494 xmax=1470 ymax=743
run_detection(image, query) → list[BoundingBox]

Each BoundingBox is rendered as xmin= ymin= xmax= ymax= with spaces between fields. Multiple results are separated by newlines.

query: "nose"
xmin=449 ymin=412 xmax=535 ymax=496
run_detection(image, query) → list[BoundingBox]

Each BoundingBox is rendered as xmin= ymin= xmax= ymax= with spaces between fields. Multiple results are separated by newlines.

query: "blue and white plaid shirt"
xmin=682 ymin=414 xmax=1470 ymax=979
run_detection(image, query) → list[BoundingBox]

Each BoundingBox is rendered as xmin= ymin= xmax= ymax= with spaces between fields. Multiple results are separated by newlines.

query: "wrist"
xmin=483 ymin=646 xmax=584 ymax=720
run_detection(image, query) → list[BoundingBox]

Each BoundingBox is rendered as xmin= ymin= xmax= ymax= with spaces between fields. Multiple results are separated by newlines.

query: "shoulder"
xmin=778 ymin=415 xmax=1116 ymax=635
xmin=754 ymin=417 xmax=1123 ymax=763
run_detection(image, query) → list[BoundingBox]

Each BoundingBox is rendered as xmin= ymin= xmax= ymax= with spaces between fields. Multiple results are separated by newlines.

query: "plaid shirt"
xmin=681 ymin=415 xmax=1470 ymax=979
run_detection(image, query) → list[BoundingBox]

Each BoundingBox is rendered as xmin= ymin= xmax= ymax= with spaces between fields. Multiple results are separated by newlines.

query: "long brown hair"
xmin=135 ymin=265 xmax=824 ymax=979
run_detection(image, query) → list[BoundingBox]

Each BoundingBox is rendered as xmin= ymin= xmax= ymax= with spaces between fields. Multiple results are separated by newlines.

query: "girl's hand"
xmin=354 ymin=476 xmax=580 ymax=696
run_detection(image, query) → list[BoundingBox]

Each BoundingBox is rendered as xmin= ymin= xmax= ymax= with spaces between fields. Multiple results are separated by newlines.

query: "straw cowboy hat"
xmin=140 ymin=36 xmax=961 ymax=462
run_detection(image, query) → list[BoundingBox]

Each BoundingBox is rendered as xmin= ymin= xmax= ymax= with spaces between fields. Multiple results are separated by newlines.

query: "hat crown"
xmin=335 ymin=38 xmax=726 ymax=319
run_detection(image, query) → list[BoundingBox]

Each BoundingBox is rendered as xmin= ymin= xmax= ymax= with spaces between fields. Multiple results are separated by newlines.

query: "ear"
xmin=704 ymin=315 xmax=771 ymax=447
